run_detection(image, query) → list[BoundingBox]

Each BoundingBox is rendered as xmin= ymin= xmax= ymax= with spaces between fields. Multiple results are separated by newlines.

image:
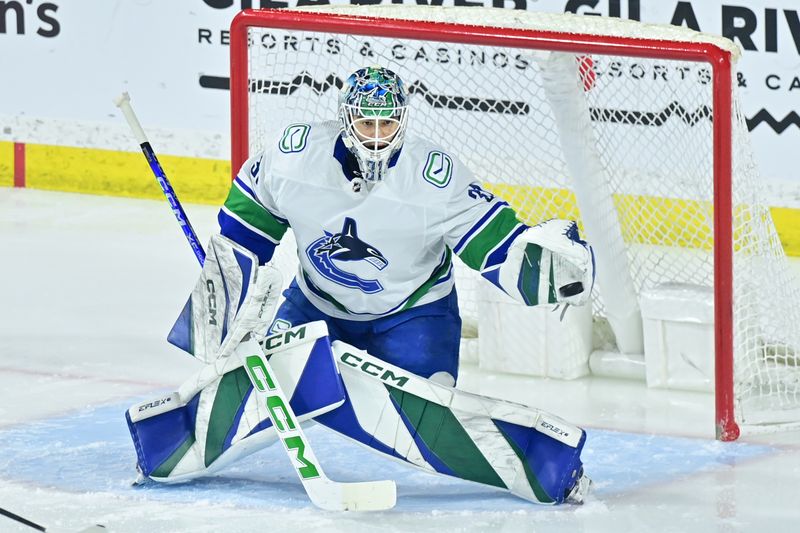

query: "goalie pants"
xmin=271 ymin=279 xmax=462 ymax=381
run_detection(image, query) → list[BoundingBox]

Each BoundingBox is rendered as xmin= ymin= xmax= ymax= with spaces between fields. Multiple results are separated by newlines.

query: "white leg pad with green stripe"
xmin=317 ymin=342 xmax=588 ymax=504
xmin=126 ymin=321 xmax=345 ymax=483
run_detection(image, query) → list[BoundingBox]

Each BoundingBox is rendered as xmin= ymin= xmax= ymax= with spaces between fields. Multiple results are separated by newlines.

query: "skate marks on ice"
xmin=0 ymin=400 xmax=777 ymax=511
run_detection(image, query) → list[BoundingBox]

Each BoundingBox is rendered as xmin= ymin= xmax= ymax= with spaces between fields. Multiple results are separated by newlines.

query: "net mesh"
xmin=237 ymin=7 xmax=800 ymax=428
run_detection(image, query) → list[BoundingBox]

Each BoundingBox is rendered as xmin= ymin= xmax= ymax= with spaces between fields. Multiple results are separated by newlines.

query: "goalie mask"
xmin=339 ymin=66 xmax=409 ymax=187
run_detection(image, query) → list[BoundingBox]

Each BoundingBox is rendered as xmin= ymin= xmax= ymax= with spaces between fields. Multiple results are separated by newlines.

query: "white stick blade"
xmin=311 ymin=479 xmax=396 ymax=511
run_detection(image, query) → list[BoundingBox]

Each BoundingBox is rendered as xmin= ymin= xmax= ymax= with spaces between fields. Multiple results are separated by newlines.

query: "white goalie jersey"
xmin=219 ymin=120 xmax=527 ymax=320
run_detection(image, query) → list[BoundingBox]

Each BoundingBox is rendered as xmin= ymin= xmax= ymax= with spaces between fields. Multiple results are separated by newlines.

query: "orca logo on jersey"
xmin=306 ymin=217 xmax=388 ymax=294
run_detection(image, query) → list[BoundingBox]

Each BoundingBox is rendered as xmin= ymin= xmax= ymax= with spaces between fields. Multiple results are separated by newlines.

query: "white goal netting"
xmin=235 ymin=6 xmax=800 ymax=431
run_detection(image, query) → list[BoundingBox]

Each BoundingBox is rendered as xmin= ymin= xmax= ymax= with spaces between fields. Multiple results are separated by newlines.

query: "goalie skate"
xmin=565 ymin=468 xmax=592 ymax=505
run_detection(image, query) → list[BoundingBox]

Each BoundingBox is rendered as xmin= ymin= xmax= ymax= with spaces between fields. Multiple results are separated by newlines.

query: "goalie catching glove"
xmin=498 ymin=219 xmax=595 ymax=307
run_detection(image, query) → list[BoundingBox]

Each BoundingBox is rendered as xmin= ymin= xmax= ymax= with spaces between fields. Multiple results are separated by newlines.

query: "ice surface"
xmin=1 ymin=189 xmax=799 ymax=532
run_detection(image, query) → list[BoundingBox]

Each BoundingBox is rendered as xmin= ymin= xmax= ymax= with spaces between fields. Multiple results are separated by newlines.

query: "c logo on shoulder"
xmin=279 ymin=123 xmax=311 ymax=153
xmin=423 ymin=151 xmax=453 ymax=188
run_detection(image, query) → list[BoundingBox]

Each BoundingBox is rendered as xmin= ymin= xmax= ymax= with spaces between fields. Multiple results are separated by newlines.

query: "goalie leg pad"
xmin=126 ymin=392 xmax=199 ymax=479
xmin=316 ymin=342 xmax=587 ymax=505
xmin=126 ymin=321 xmax=345 ymax=482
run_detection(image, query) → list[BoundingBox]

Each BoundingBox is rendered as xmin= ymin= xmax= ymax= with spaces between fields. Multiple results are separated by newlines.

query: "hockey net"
xmin=229 ymin=5 xmax=800 ymax=440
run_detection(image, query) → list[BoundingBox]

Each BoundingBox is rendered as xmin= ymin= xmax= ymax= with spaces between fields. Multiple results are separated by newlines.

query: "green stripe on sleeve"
xmin=388 ymin=387 xmax=507 ymax=489
xmin=458 ymin=207 xmax=521 ymax=271
xmin=223 ymin=184 xmax=288 ymax=241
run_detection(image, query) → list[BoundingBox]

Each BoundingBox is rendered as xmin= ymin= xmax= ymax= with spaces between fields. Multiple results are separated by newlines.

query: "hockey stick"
xmin=114 ymin=93 xmax=396 ymax=511
xmin=113 ymin=92 xmax=206 ymax=265
xmin=242 ymin=338 xmax=396 ymax=510
xmin=0 ymin=506 xmax=105 ymax=532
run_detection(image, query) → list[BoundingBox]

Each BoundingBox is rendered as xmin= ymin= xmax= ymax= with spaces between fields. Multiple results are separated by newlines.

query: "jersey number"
xmin=468 ymin=183 xmax=495 ymax=202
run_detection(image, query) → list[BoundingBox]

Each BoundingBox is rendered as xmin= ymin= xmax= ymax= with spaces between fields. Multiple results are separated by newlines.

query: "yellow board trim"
xmin=770 ymin=207 xmax=800 ymax=256
xmin=25 ymin=144 xmax=230 ymax=205
xmin=0 ymin=141 xmax=13 ymax=187
xmin=485 ymin=183 xmax=800 ymax=258
xmin=1 ymin=142 xmax=799 ymax=257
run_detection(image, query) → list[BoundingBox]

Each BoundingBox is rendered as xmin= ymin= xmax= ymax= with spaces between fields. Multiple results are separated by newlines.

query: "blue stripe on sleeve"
xmin=482 ymin=223 xmax=528 ymax=270
xmin=218 ymin=209 xmax=278 ymax=264
xmin=234 ymin=177 xmax=257 ymax=199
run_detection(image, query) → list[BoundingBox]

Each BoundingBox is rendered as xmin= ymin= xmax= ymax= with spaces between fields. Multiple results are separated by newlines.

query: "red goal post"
xmin=227 ymin=6 xmax=781 ymax=442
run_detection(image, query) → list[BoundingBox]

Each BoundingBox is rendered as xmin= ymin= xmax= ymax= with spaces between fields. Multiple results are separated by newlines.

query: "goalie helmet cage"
xmin=229 ymin=6 xmax=800 ymax=441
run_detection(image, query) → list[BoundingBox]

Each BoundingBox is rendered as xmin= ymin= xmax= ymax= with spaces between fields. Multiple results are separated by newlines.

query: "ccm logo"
xmin=206 ymin=279 xmax=218 ymax=325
